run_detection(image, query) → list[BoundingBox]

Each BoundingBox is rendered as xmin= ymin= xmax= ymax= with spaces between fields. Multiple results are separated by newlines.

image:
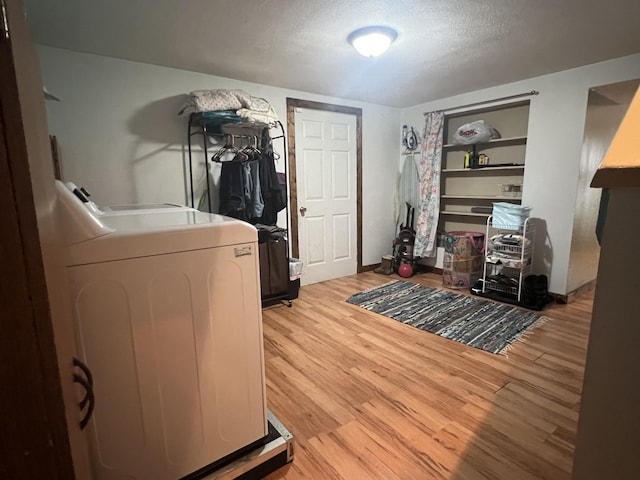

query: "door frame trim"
xmin=0 ymin=0 xmax=76 ymax=476
xmin=286 ymin=98 xmax=364 ymax=273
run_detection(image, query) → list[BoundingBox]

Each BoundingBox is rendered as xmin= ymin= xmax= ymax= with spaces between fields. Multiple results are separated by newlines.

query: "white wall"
xmin=38 ymin=46 xmax=400 ymax=266
xmin=401 ymin=54 xmax=640 ymax=295
xmin=567 ymin=83 xmax=637 ymax=294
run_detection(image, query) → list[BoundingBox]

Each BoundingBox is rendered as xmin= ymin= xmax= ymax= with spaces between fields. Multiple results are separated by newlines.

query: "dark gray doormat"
xmin=346 ymin=280 xmax=547 ymax=354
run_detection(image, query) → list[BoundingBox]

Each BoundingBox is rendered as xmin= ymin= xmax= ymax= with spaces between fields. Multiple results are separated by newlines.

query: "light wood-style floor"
xmin=262 ymin=271 xmax=593 ymax=480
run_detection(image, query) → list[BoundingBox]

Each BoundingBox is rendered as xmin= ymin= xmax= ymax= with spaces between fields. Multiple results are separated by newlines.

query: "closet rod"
xmin=424 ymin=90 xmax=539 ymax=115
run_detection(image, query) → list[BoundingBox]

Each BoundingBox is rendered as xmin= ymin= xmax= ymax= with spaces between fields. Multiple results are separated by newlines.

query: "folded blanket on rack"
xmin=246 ymin=96 xmax=273 ymax=113
xmin=237 ymin=106 xmax=279 ymax=124
xmin=181 ymin=89 xmax=250 ymax=114
xmin=178 ymin=89 xmax=278 ymax=118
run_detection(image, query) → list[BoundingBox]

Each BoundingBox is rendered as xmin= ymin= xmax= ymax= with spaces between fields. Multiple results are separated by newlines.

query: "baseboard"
xmin=548 ymin=292 xmax=567 ymax=304
xmin=362 ymin=262 xmax=443 ymax=276
xmin=416 ymin=264 xmax=442 ymax=275
xmin=369 ymin=264 xmax=444 ymax=275
xmin=550 ymin=279 xmax=597 ymax=304
xmin=359 ymin=264 xmax=379 ymax=273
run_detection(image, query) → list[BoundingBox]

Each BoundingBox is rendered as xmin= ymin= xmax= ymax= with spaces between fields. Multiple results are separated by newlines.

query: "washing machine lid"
xmin=61 ymin=180 xmax=198 ymax=217
xmin=56 ymin=181 xmax=258 ymax=266
xmin=100 ymin=203 xmax=197 ymax=216
xmin=66 ymin=210 xmax=257 ymax=266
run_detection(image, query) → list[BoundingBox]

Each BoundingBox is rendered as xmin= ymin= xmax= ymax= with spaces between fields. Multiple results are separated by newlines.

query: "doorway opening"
xmin=567 ymin=78 xmax=640 ymax=298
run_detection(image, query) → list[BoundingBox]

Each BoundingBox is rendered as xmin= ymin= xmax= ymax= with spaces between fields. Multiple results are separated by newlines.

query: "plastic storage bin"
xmin=492 ymin=202 xmax=531 ymax=230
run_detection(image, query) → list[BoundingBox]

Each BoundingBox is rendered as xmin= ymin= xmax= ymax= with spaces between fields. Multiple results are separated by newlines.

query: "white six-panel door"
xmin=294 ymin=108 xmax=357 ymax=285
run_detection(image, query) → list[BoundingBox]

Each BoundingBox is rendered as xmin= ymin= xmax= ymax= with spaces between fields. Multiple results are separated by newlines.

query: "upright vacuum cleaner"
xmin=393 ymin=203 xmax=418 ymax=278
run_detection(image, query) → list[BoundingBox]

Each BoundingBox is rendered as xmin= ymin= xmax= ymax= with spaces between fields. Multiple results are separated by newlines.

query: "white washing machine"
xmin=62 ymin=181 xmax=198 ymax=217
xmin=57 ymin=181 xmax=268 ymax=480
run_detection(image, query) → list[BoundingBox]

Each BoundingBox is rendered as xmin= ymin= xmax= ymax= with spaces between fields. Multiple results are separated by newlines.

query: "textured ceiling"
xmin=24 ymin=0 xmax=640 ymax=107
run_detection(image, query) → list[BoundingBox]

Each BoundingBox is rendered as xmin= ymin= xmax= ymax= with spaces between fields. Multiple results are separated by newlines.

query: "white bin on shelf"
xmin=492 ymin=202 xmax=531 ymax=230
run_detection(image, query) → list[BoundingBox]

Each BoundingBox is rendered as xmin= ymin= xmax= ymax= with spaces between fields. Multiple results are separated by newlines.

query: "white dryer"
xmin=57 ymin=182 xmax=268 ymax=480
xmin=62 ymin=181 xmax=198 ymax=217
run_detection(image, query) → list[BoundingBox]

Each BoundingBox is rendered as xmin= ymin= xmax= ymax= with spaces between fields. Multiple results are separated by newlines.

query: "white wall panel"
xmin=38 ymin=46 xmax=400 ymax=267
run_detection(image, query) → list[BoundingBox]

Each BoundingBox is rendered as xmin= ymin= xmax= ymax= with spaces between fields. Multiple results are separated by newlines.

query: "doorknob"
xmin=299 ymin=206 xmax=307 ymax=216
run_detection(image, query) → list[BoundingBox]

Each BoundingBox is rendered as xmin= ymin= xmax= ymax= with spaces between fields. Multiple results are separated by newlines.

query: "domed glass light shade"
xmin=348 ymin=26 xmax=398 ymax=57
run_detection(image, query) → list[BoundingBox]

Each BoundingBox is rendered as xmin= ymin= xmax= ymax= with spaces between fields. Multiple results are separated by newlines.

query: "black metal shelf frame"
xmin=186 ymin=113 xmax=292 ymax=307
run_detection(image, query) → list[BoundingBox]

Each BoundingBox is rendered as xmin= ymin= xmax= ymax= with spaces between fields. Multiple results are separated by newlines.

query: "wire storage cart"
xmin=481 ymin=215 xmax=535 ymax=302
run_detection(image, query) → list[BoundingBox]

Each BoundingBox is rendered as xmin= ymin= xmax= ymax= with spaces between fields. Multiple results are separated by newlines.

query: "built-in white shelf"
xmin=441 ymin=211 xmax=492 ymax=217
xmin=442 ymin=165 xmax=525 ymax=173
xmin=441 ymin=195 xmax=522 ymax=200
xmin=439 ymin=102 xmax=530 ymax=233
xmin=442 ymin=135 xmax=527 ymax=150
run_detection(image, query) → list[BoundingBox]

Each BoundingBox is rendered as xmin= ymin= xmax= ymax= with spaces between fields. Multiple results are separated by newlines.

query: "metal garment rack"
xmin=260 ymin=121 xmax=293 ymax=307
xmin=187 ymin=114 xmax=292 ymax=307
xmin=187 ymin=114 xmax=285 ymax=209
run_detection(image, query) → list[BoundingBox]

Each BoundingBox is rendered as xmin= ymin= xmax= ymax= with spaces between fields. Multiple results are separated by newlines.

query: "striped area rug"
xmin=346 ymin=280 xmax=545 ymax=354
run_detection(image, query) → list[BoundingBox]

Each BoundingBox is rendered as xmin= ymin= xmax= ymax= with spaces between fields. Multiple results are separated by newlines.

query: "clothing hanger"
xmin=211 ymin=145 xmax=239 ymax=163
xmin=234 ymin=150 xmax=250 ymax=162
xmin=211 ymin=135 xmax=241 ymax=163
xmin=240 ymin=136 xmax=262 ymax=160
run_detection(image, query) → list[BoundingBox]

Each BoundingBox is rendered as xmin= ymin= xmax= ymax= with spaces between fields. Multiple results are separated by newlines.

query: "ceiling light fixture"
xmin=348 ymin=26 xmax=398 ymax=57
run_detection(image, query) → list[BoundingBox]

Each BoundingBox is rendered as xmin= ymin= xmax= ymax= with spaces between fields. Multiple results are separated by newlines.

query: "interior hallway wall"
xmin=567 ymin=79 xmax=639 ymax=294
xmin=37 ymin=46 xmax=400 ymax=266
xmin=400 ymin=53 xmax=640 ymax=295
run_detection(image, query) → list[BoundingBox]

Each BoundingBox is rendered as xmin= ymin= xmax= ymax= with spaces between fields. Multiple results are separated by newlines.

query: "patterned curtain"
xmin=414 ymin=111 xmax=445 ymax=257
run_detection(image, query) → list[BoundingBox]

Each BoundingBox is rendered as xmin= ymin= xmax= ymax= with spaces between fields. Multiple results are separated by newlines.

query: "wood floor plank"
xmin=433 ymin=422 xmax=542 ymax=480
xmin=458 ymin=402 xmax=575 ymax=473
xmin=352 ymin=404 xmax=457 ymax=480
xmin=349 ymin=420 xmax=460 ymax=480
xmin=309 ymin=422 xmax=405 ymax=480
xmin=264 ymin=271 xmax=592 ymax=479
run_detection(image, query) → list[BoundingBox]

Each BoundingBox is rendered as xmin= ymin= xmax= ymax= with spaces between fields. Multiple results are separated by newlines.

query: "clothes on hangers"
xmin=253 ymin=128 xmax=286 ymax=225
xmin=218 ymin=152 xmax=264 ymax=221
xmin=217 ymin=131 xmax=285 ymax=224
xmin=246 ymin=159 xmax=264 ymax=218
xmin=218 ymin=154 xmax=248 ymax=220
